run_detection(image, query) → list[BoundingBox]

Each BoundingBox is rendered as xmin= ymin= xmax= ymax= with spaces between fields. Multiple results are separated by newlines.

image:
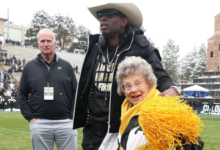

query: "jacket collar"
xmin=37 ymin=53 xmax=59 ymax=65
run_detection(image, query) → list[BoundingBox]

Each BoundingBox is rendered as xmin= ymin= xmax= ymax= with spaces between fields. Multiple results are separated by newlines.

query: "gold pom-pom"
xmin=139 ymin=96 xmax=204 ymax=150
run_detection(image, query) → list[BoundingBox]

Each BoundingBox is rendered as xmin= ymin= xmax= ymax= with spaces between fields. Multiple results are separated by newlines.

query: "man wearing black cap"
xmin=72 ymin=3 xmax=180 ymax=149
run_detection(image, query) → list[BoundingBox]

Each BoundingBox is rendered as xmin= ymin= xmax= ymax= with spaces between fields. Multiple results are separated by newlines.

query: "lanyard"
xmin=46 ymin=65 xmax=51 ymax=87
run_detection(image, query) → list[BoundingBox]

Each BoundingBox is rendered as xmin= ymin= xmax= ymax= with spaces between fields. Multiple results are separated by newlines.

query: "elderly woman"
xmin=115 ymin=57 xmax=204 ymax=150
xmin=116 ymin=57 xmax=159 ymax=150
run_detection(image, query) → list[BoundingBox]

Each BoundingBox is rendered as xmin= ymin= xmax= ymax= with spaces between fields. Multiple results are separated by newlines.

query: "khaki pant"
xmin=29 ymin=119 xmax=77 ymax=150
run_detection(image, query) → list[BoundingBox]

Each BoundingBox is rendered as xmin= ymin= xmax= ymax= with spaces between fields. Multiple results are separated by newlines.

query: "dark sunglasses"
xmin=96 ymin=9 xmax=126 ymax=20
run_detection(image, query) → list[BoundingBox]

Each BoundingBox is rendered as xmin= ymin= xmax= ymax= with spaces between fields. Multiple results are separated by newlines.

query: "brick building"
xmin=207 ymin=13 xmax=220 ymax=71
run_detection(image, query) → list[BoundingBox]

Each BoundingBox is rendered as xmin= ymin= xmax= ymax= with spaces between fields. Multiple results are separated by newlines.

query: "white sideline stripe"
xmin=0 ymin=128 xmax=29 ymax=134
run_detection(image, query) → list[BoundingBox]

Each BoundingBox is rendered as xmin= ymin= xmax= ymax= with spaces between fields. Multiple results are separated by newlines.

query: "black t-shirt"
xmin=88 ymin=46 xmax=119 ymax=129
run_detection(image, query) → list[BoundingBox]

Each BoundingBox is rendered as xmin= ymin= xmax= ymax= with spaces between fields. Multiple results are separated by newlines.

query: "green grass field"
xmin=0 ymin=112 xmax=219 ymax=150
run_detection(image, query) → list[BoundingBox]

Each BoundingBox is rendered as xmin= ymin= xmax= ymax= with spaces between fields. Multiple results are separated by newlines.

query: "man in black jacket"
xmin=18 ymin=29 xmax=77 ymax=150
xmin=73 ymin=3 xmax=180 ymax=150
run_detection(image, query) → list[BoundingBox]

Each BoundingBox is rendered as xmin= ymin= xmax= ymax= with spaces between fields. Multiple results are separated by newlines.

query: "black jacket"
xmin=18 ymin=54 xmax=77 ymax=121
xmin=73 ymin=25 xmax=175 ymax=133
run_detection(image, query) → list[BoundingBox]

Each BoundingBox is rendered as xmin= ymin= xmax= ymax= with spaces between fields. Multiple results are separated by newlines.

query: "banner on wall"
xmin=201 ymin=103 xmax=220 ymax=114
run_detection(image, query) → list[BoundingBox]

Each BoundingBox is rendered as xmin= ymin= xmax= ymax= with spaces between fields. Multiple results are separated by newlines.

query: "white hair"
xmin=37 ymin=28 xmax=56 ymax=42
xmin=116 ymin=57 xmax=157 ymax=96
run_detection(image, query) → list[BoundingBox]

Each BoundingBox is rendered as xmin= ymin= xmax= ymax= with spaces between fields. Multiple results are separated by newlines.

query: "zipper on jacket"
xmin=38 ymin=57 xmax=58 ymax=87
xmin=108 ymin=31 xmax=135 ymax=129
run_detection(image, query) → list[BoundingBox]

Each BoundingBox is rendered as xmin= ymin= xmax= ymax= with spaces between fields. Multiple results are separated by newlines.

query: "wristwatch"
xmin=171 ymin=86 xmax=181 ymax=95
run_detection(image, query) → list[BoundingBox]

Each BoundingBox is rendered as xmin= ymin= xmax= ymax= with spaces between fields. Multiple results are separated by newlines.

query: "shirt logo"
xmin=57 ymin=67 xmax=62 ymax=70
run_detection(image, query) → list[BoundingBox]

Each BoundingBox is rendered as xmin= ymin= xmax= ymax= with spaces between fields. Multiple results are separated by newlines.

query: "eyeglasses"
xmin=121 ymin=79 xmax=145 ymax=93
xmin=96 ymin=9 xmax=126 ymax=20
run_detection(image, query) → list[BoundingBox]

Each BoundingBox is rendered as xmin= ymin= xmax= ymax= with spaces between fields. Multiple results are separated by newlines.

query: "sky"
xmin=0 ymin=0 xmax=220 ymax=59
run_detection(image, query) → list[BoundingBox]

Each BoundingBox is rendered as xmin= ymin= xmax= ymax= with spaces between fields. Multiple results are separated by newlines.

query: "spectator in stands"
xmin=14 ymin=64 xmax=19 ymax=72
xmin=3 ymin=90 xmax=7 ymax=97
xmin=7 ymin=89 xmax=12 ymax=97
xmin=8 ymin=67 xmax=13 ymax=78
xmin=0 ymin=40 xmax=2 ymax=50
xmin=4 ymin=51 xmax=7 ymax=57
xmin=3 ymin=70 xmax=7 ymax=81
xmin=17 ymin=59 xmax=21 ymax=66
xmin=11 ymin=64 xmax=16 ymax=72
xmin=0 ymin=52 xmax=3 ymax=62
xmin=14 ymin=59 xmax=18 ymax=64
xmin=22 ymin=58 xmax=26 ymax=66
xmin=14 ymin=58 xmax=17 ymax=64
xmin=0 ymin=88 xmax=3 ymax=96
xmin=208 ymin=100 xmax=214 ymax=115
xmin=3 ymin=81 xmax=7 ymax=89
xmin=12 ymin=89 xmax=18 ymax=98
xmin=5 ymin=57 xmax=10 ymax=65
xmin=12 ymin=55 xmax=16 ymax=62
xmin=9 ymin=56 xmax=13 ymax=65
xmin=7 ymin=80 xmax=11 ymax=84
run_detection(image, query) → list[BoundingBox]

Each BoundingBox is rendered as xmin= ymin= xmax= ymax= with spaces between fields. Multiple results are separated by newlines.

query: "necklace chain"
xmin=107 ymin=45 xmax=119 ymax=65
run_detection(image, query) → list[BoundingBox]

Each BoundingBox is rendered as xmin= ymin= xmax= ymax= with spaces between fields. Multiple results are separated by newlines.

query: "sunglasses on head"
xmin=96 ymin=9 xmax=126 ymax=20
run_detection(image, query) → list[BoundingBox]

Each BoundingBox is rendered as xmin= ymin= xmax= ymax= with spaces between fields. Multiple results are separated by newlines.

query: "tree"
xmin=182 ymin=46 xmax=199 ymax=82
xmin=52 ymin=14 xmax=75 ymax=49
xmin=25 ymin=10 xmax=75 ymax=49
xmin=196 ymin=43 xmax=207 ymax=76
xmin=25 ymin=10 xmax=53 ymax=43
xmin=74 ymin=25 xmax=91 ymax=50
xmin=182 ymin=44 xmax=207 ymax=82
xmin=161 ymin=39 xmax=180 ymax=84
